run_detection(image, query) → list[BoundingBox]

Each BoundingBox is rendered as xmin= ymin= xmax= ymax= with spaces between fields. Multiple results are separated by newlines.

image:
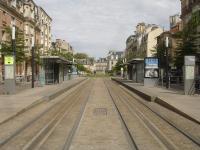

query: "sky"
xmin=34 ymin=0 xmax=181 ymax=58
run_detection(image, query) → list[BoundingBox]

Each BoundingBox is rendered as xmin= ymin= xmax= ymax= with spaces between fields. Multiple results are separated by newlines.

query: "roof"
xmin=40 ymin=56 xmax=74 ymax=64
xmin=127 ymin=58 xmax=144 ymax=64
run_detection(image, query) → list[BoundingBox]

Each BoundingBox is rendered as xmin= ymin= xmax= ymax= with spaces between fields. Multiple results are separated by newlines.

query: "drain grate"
xmin=93 ymin=108 xmax=107 ymax=116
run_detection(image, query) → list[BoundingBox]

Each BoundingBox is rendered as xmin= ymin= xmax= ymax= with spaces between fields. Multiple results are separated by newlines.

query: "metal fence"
xmin=0 ymin=75 xmax=40 ymax=95
xmin=159 ymin=76 xmax=200 ymax=94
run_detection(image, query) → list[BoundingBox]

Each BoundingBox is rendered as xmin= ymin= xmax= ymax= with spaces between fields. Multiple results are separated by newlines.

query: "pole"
xmin=31 ymin=37 xmax=35 ymax=88
xmin=165 ymin=36 xmax=169 ymax=89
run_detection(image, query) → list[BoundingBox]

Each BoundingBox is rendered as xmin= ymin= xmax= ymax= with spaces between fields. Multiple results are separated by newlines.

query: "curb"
xmin=112 ymin=77 xmax=200 ymax=125
xmin=0 ymin=78 xmax=87 ymax=125
xmin=155 ymin=97 xmax=200 ymax=125
xmin=112 ymin=78 xmax=154 ymax=102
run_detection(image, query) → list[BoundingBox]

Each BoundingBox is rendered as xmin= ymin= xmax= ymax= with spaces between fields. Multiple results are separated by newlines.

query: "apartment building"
xmin=54 ymin=39 xmax=74 ymax=54
xmin=180 ymin=0 xmax=200 ymax=24
xmin=95 ymin=58 xmax=107 ymax=74
xmin=37 ymin=7 xmax=52 ymax=55
xmin=107 ymin=50 xmax=124 ymax=71
xmin=125 ymin=23 xmax=163 ymax=61
xmin=0 ymin=0 xmax=24 ymax=81
xmin=125 ymin=35 xmax=137 ymax=61
xmin=0 ymin=0 xmax=52 ymax=81
xmin=140 ymin=24 xmax=163 ymax=57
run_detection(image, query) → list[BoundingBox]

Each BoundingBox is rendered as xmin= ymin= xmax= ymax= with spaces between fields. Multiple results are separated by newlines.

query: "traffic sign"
xmin=5 ymin=56 xmax=14 ymax=65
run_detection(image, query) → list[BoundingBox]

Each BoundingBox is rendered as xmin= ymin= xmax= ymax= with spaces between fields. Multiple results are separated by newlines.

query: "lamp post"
xmin=31 ymin=36 xmax=35 ymax=88
xmin=12 ymin=26 xmax=16 ymax=57
xmin=165 ymin=36 xmax=169 ymax=89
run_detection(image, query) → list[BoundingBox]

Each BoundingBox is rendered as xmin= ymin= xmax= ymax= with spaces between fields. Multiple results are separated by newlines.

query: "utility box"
xmin=184 ymin=56 xmax=195 ymax=95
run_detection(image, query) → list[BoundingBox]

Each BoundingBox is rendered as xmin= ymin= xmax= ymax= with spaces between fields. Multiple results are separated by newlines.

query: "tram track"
xmin=0 ymin=79 xmax=93 ymax=150
xmin=105 ymin=79 xmax=200 ymax=150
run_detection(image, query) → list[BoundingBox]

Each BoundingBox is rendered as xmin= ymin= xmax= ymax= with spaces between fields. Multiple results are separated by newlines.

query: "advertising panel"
xmin=144 ymin=57 xmax=159 ymax=78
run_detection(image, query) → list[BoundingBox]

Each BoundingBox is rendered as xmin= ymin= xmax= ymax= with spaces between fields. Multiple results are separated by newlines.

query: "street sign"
xmin=5 ymin=56 xmax=14 ymax=65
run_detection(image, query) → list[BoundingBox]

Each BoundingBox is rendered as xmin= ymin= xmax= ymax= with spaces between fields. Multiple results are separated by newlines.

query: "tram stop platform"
xmin=0 ymin=77 xmax=86 ymax=124
xmin=112 ymin=78 xmax=200 ymax=124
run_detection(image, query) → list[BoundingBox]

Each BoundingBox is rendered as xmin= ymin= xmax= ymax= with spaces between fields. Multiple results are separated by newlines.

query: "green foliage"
xmin=114 ymin=59 xmax=123 ymax=72
xmin=49 ymin=48 xmax=73 ymax=61
xmin=76 ymin=64 xmax=91 ymax=74
xmin=74 ymin=53 xmax=88 ymax=59
xmin=0 ymin=26 xmax=27 ymax=63
xmin=175 ymin=10 xmax=200 ymax=67
xmin=34 ymin=44 xmax=43 ymax=65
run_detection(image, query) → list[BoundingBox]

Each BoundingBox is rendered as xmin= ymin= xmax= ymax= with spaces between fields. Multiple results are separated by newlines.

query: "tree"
xmin=175 ymin=10 xmax=200 ymax=67
xmin=74 ymin=53 xmax=88 ymax=59
xmin=0 ymin=26 xmax=27 ymax=63
xmin=49 ymin=47 xmax=73 ymax=61
xmin=113 ymin=58 xmax=124 ymax=74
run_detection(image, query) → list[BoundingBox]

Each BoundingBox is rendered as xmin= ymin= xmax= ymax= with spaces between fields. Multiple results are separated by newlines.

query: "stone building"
xmin=140 ymin=24 xmax=164 ymax=57
xmin=37 ymin=7 xmax=52 ymax=55
xmin=0 ymin=0 xmax=52 ymax=81
xmin=126 ymin=23 xmax=163 ymax=60
xmin=107 ymin=50 xmax=124 ymax=71
xmin=125 ymin=23 xmax=163 ymax=82
xmin=125 ymin=35 xmax=137 ymax=61
xmin=54 ymin=39 xmax=74 ymax=54
xmin=95 ymin=58 xmax=107 ymax=74
xmin=0 ymin=0 xmax=24 ymax=81
xmin=180 ymin=0 xmax=200 ymax=25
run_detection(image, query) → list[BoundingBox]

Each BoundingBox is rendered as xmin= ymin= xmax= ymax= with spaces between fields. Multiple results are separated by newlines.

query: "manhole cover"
xmin=93 ymin=108 xmax=107 ymax=116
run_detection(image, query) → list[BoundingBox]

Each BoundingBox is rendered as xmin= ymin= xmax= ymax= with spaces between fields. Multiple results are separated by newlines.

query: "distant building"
xmin=95 ymin=58 xmax=107 ymax=74
xmin=169 ymin=14 xmax=183 ymax=32
xmin=140 ymin=24 xmax=163 ymax=57
xmin=54 ymin=39 xmax=74 ymax=54
xmin=107 ymin=51 xmax=124 ymax=71
xmin=125 ymin=23 xmax=163 ymax=61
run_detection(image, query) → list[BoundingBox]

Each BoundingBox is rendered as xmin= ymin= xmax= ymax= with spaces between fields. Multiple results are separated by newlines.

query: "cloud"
xmin=34 ymin=0 xmax=181 ymax=58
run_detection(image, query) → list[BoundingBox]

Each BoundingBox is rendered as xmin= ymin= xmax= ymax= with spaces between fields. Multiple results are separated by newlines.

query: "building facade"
xmin=37 ymin=7 xmax=52 ymax=55
xmin=125 ymin=23 xmax=163 ymax=61
xmin=107 ymin=50 xmax=124 ymax=71
xmin=95 ymin=58 xmax=107 ymax=74
xmin=0 ymin=0 xmax=24 ymax=81
xmin=54 ymin=39 xmax=74 ymax=54
xmin=180 ymin=0 xmax=200 ymax=25
xmin=0 ymin=0 xmax=52 ymax=81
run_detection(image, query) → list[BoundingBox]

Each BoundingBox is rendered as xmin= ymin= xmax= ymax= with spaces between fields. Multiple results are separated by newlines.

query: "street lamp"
xmin=12 ymin=26 xmax=16 ymax=57
xmin=165 ymin=36 xmax=169 ymax=89
xmin=31 ymin=36 xmax=35 ymax=88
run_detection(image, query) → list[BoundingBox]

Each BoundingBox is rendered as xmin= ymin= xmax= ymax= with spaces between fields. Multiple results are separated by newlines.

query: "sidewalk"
xmin=0 ymin=77 xmax=86 ymax=124
xmin=112 ymin=78 xmax=200 ymax=124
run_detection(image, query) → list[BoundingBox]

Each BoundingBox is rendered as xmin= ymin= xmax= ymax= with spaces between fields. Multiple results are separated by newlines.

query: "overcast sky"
xmin=35 ymin=0 xmax=181 ymax=58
